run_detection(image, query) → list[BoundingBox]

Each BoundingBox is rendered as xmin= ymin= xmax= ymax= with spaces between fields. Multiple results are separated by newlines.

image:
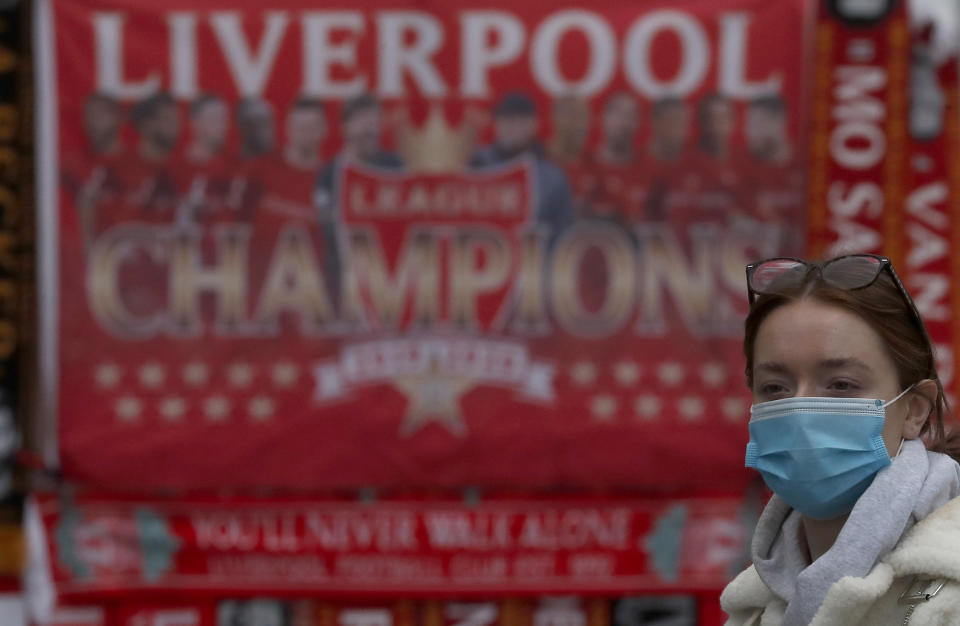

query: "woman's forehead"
xmin=753 ymin=300 xmax=894 ymax=371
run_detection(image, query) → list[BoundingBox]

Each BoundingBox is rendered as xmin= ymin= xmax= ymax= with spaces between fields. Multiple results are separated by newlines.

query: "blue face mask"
xmin=745 ymin=386 xmax=913 ymax=520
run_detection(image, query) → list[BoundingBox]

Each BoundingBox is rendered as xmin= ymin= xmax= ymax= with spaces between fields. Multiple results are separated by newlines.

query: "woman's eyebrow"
xmin=819 ymin=357 xmax=873 ymax=372
xmin=755 ymin=361 xmax=790 ymax=374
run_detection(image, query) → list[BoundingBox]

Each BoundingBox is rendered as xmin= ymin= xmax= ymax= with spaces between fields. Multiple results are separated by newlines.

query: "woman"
xmin=721 ymin=254 xmax=960 ymax=625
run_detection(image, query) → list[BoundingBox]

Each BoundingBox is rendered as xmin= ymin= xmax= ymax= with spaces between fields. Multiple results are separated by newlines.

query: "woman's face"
xmin=751 ymin=298 xmax=913 ymax=456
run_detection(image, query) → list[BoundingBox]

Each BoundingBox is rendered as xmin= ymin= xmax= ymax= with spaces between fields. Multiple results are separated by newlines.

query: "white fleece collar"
xmin=885 ymin=495 xmax=960 ymax=580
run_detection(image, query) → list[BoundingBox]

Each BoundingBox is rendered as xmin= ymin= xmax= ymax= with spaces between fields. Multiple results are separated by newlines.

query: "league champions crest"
xmin=316 ymin=108 xmax=555 ymax=437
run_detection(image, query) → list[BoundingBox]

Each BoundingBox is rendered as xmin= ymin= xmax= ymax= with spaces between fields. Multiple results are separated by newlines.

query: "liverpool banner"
xmin=36 ymin=0 xmax=811 ymax=490
xmin=26 ymin=494 xmax=752 ymax=602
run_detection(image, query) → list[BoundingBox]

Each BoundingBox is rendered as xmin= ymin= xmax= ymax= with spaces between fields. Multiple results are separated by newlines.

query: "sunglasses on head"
xmin=745 ymin=254 xmax=930 ymax=345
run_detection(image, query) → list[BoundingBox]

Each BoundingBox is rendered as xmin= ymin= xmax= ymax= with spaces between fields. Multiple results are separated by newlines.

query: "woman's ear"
xmin=903 ymin=379 xmax=938 ymax=439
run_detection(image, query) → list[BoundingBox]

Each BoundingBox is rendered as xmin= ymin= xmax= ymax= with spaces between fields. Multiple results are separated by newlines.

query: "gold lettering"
xmin=636 ymin=225 xmax=715 ymax=334
xmin=449 ymin=228 xmax=511 ymax=329
xmin=551 ymin=223 xmax=634 ymax=338
xmin=715 ymin=223 xmax=784 ymax=335
xmin=254 ymin=225 xmax=334 ymax=333
xmin=169 ymin=226 xmax=249 ymax=334
xmin=344 ymin=228 xmax=439 ymax=329
xmin=502 ymin=230 xmax=550 ymax=334
xmin=87 ymin=225 xmax=168 ymax=338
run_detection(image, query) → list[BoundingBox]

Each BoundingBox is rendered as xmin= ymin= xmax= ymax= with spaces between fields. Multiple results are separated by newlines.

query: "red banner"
xmin=901 ymin=50 xmax=960 ymax=405
xmin=27 ymin=494 xmax=751 ymax=600
xmin=37 ymin=0 xmax=811 ymax=490
xmin=947 ymin=58 xmax=960 ymax=405
xmin=806 ymin=0 xmax=909 ymax=259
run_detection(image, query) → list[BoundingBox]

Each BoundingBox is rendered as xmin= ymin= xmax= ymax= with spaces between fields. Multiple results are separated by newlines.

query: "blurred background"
xmin=0 ymin=0 xmax=959 ymax=623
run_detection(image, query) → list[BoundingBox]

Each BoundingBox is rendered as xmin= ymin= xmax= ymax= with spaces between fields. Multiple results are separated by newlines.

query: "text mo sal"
xmin=93 ymin=9 xmax=782 ymax=100
xmin=87 ymin=222 xmax=782 ymax=339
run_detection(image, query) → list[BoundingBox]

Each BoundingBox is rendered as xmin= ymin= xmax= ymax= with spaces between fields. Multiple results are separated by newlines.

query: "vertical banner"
xmin=37 ymin=0 xmax=812 ymax=491
xmin=807 ymin=0 xmax=910 ymax=259
xmin=901 ymin=28 xmax=958 ymax=405
xmin=949 ymin=58 xmax=960 ymax=406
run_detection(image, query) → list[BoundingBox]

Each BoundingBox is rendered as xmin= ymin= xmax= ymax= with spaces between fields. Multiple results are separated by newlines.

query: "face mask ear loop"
xmin=895 ymin=438 xmax=905 ymax=458
xmin=883 ymin=382 xmax=918 ymax=408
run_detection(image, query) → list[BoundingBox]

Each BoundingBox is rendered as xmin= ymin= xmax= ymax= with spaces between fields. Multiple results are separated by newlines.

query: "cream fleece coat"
xmin=721 ymin=496 xmax=960 ymax=625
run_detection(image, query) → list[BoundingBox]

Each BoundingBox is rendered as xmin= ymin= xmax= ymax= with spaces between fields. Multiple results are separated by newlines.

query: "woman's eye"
xmin=829 ymin=380 xmax=858 ymax=392
xmin=759 ymin=382 xmax=788 ymax=396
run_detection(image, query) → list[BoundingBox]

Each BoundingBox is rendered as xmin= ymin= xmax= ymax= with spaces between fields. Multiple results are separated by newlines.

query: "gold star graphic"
xmin=392 ymin=358 xmax=476 ymax=437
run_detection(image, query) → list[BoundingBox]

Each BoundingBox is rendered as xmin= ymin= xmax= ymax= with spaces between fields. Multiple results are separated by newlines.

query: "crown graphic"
xmin=394 ymin=105 xmax=485 ymax=172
